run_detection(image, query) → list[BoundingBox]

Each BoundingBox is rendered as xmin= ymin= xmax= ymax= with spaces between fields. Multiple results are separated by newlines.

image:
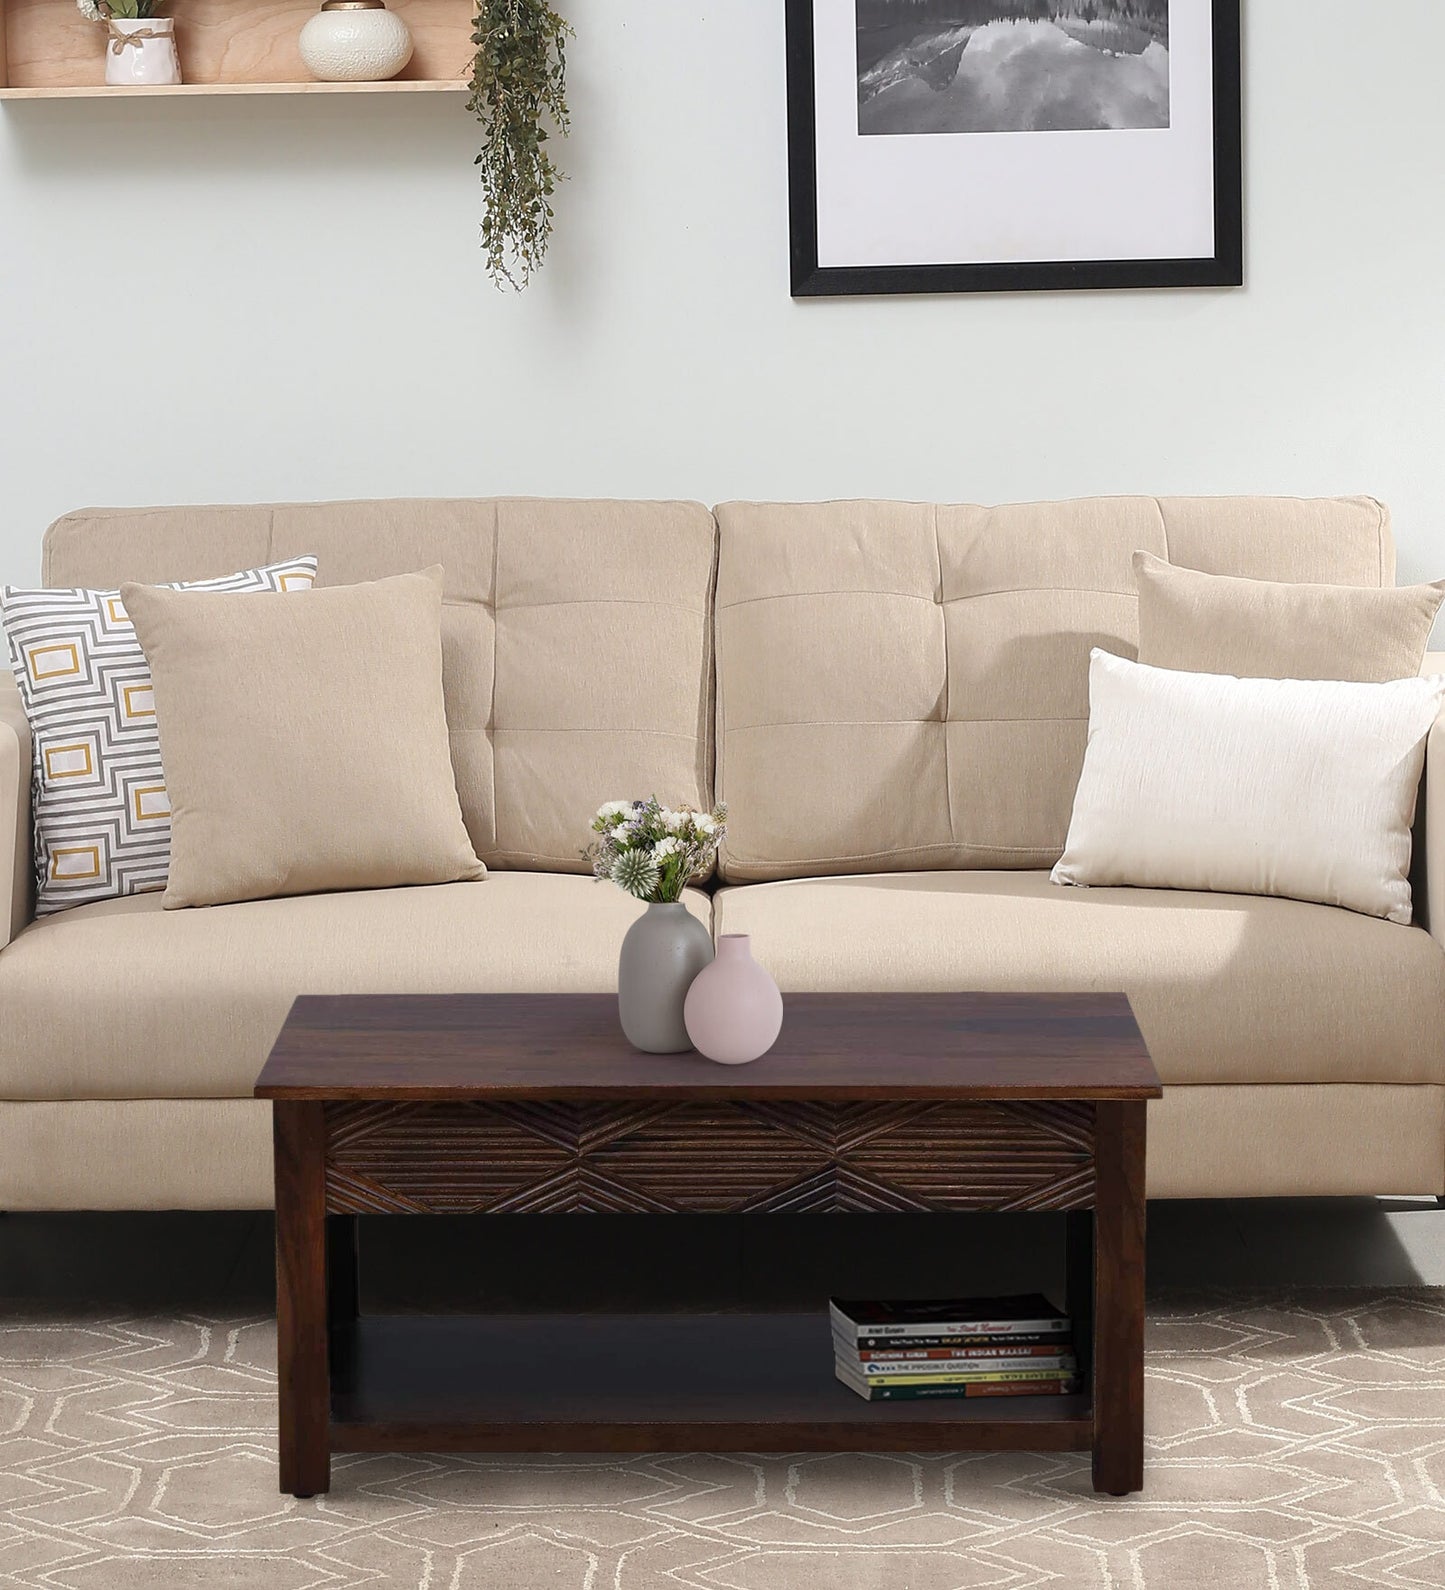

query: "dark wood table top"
xmin=255 ymin=993 xmax=1161 ymax=1103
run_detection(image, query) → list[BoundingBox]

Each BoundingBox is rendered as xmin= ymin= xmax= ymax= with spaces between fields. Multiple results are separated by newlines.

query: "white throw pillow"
xmin=1 ymin=557 xmax=317 ymax=914
xmin=1051 ymin=649 xmax=1445 ymax=924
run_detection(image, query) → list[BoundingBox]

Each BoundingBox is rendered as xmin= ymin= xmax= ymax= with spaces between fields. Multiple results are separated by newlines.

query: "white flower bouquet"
xmin=587 ymin=797 xmax=727 ymax=903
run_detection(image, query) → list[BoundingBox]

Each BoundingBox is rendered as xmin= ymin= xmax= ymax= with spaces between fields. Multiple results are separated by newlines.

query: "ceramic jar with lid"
xmin=299 ymin=0 xmax=414 ymax=83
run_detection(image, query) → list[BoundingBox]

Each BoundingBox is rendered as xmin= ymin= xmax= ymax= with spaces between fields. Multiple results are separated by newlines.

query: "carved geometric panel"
xmin=324 ymin=1098 xmax=1095 ymax=1215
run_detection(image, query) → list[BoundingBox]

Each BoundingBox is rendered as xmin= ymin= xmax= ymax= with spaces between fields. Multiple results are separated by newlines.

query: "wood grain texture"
xmin=265 ymin=992 xmax=1155 ymax=1493
xmin=257 ymin=993 xmax=1162 ymax=1102
xmin=328 ymin=1314 xmax=1094 ymax=1454
xmin=273 ymin=1102 xmax=329 ymax=1499
xmin=323 ymin=1098 xmax=1099 ymax=1215
xmin=0 ymin=80 xmax=464 ymax=98
xmin=0 ymin=0 xmax=473 ymax=91
xmin=1091 ymin=1101 xmax=1148 ymax=1495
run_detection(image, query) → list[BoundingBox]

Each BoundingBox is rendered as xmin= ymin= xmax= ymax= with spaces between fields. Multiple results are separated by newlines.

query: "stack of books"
xmin=830 ymin=1293 xmax=1081 ymax=1401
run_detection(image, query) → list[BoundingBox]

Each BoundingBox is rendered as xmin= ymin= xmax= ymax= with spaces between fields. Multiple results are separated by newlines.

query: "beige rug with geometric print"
xmin=3 ymin=1291 xmax=1444 ymax=1590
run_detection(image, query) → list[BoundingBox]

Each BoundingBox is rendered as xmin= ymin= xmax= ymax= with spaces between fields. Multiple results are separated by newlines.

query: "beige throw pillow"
xmin=1051 ymin=649 xmax=1445 ymax=924
xmin=1133 ymin=551 xmax=1445 ymax=682
xmin=1 ymin=556 xmax=317 ymax=914
xmin=121 ymin=567 xmax=485 ymax=908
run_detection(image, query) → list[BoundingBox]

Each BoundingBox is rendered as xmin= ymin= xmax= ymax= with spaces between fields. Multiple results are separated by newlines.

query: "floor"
xmin=4 ymin=1197 xmax=1445 ymax=1310
xmin=8 ymin=1290 xmax=1445 ymax=1590
xmin=4 ymin=1205 xmax=1445 ymax=1589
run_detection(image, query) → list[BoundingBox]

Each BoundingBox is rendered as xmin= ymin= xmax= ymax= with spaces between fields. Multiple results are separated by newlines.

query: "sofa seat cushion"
xmin=0 ymin=875 xmax=710 ymax=1101
xmin=713 ymin=872 xmax=1445 ymax=1087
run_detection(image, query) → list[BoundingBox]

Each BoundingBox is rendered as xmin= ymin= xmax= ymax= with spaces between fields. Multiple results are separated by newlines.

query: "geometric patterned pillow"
xmin=0 ymin=557 xmax=317 ymax=915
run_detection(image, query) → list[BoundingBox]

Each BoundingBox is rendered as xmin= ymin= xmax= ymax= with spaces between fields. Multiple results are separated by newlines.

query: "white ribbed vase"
xmin=299 ymin=0 xmax=413 ymax=83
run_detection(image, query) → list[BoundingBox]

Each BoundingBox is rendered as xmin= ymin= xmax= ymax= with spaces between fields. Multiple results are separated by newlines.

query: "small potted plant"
xmin=587 ymin=798 xmax=727 ymax=1054
xmin=78 ymin=1 xmax=182 ymax=88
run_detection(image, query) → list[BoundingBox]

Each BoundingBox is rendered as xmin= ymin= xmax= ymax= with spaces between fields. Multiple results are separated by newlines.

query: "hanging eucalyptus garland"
xmin=467 ymin=0 xmax=572 ymax=289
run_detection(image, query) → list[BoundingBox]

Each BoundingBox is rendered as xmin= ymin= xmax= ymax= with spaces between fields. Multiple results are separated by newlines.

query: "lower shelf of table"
xmin=328 ymin=1311 xmax=1093 ymax=1453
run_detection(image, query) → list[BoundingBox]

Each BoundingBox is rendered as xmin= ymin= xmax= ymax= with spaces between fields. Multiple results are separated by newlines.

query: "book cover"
xmin=837 ymin=1363 xmax=1074 ymax=1389
xmin=846 ymin=1353 xmax=1077 ymax=1380
xmin=854 ymin=1341 xmax=1074 ymax=1363
xmin=845 ymin=1329 xmax=1072 ymax=1351
xmin=830 ymin=1295 xmax=1068 ymax=1341
xmin=835 ymin=1368 xmax=1082 ymax=1402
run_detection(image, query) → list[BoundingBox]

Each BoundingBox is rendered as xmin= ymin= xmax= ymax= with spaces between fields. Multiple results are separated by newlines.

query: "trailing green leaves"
xmin=468 ymin=0 xmax=572 ymax=289
xmin=76 ymin=1 xmax=168 ymax=20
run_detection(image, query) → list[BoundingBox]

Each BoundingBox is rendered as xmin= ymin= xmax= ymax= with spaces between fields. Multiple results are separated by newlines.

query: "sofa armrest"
xmin=0 ymin=670 xmax=32 ymax=947
xmin=1417 ymin=652 xmax=1445 ymax=947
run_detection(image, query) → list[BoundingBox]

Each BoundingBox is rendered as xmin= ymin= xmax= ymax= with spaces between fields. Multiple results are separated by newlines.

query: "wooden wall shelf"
xmin=0 ymin=79 xmax=465 ymax=99
xmin=0 ymin=0 xmax=473 ymax=99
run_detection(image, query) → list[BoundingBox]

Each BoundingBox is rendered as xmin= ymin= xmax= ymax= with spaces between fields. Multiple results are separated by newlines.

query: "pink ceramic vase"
xmin=683 ymin=933 xmax=784 ymax=1065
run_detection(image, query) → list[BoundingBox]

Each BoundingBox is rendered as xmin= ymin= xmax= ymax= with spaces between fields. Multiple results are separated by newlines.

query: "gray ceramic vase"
xmin=618 ymin=902 xmax=714 ymax=1053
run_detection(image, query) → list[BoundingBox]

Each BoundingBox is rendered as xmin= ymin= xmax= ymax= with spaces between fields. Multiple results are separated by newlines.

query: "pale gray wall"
xmin=0 ymin=1 xmax=1439 ymax=584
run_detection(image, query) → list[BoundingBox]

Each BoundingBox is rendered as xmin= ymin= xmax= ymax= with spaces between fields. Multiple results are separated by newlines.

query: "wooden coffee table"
xmin=255 ymin=992 xmax=1161 ymax=1499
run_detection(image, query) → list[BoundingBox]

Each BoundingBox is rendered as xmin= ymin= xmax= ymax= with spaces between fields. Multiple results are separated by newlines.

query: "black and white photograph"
xmin=788 ymin=0 xmax=1239 ymax=296
xmin=857 ymin=1 xmax=1172 ymax=137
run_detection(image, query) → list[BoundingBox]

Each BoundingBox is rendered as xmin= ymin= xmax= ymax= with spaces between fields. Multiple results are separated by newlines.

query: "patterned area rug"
xmin=3 ymin=1291 xmax=1445 ymax=1589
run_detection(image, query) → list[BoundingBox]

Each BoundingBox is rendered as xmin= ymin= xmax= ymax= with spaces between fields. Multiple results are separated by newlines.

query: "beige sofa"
xmin=2 ymin=495 xmax=1442 ymax=1209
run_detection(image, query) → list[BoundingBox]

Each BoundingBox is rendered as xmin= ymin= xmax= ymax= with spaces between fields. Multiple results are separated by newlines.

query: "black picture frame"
xmin=787 ymin=0 xmax=1243 ymax=297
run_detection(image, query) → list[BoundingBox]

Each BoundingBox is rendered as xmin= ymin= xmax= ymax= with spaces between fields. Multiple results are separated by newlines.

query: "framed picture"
xmin=787 ymin=0 xmax=1242 ymax=296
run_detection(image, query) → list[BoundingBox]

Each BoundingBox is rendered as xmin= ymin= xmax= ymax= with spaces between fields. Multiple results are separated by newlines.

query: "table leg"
xmin=274 ymin=1102 xmax=331 ymax=1498
xmin=1091 ymin=1100 xmax=1147 ymax=1495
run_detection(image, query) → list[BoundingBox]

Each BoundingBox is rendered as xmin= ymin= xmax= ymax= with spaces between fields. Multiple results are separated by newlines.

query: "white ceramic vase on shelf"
xmin=105 ymin=17 xmax=182 ymax=88
xmin=299 ymin=0 xmax=414 ymax=83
